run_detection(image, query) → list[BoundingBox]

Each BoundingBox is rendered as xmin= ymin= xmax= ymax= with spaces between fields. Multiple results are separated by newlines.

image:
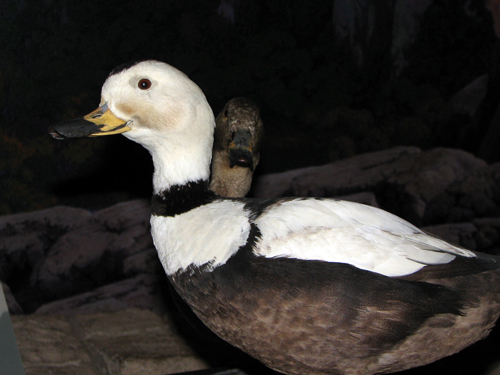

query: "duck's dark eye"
xmin=138 ymin=78 xmax=151 ymax=90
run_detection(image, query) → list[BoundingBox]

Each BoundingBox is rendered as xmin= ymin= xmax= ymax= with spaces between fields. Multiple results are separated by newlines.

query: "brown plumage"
xmin=210 ymin=98 xmax=264 ymax=197
xmin=172 ymin=247 xmax=500 ymax=375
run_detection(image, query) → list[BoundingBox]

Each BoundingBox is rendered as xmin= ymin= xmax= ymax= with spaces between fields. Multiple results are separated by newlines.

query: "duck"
xmin=210 ymin=97 xmax=263 ymax=197
xmin=49 ymin=60 xmax=500 ymax=375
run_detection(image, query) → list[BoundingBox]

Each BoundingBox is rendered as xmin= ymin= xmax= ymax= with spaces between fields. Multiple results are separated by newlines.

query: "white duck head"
xmin=49 ymin=60 xmax=215 ymax=193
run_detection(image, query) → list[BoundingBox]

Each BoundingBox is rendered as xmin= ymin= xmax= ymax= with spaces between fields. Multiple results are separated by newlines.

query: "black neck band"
xmin=151 ymin=180 xmax=216 ymax=217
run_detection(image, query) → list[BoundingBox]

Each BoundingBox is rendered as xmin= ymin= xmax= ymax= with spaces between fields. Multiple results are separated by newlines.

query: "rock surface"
xmin=3 ymin=146 xmax=500 ymax=375
xmin=424 ymin=162 xmax=500 ymax=225
xmin=12 ymin=308 xmax=209 ymax=375
xmin=254 ymin=146 xmax=487 ymax=225
xmin=35 ymin=273 xmax=167 ymax=316
xmin=1 ymin=200 xmax=153 ymax=312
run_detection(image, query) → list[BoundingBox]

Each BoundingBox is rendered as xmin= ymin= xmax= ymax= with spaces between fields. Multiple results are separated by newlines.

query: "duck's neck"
xmin=151 ymin=179 xmax=216 ymax=217
xmin=146 ymin=134 xmax=216 ymax=216
xmin=123 ymin=116 xmax=211 ymax=196
xmin=210 ymin=150 xmax=252 ymax=197
xmin=145 ymin=134 xmax=210 ymax=192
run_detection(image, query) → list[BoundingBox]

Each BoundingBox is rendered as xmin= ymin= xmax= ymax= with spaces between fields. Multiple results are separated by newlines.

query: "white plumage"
xmin=152 ymin=195 xmax=472 ymax=278
xmin=102 ymin=60 xmax=215 ymax=191
xmin=254 ymin=198 xmax=472 ymax=276
xmin=151 ymin=200 xmax=251 ymax=275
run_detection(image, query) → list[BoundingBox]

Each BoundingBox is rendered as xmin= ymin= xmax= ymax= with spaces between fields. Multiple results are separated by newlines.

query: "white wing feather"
xmin=254 ymin=199 xmax=475 ymax=277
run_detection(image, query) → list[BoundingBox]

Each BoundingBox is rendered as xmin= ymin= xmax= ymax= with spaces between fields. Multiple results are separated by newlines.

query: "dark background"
xmin=2 ymin=2 xmax=500 ymax=374
xmin=1 ymin=0 xmax=499 ymax=214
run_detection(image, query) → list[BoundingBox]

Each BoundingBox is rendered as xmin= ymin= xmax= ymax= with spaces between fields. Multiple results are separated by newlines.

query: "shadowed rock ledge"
xmin=3 ymin=147 xmax=500 ymax=375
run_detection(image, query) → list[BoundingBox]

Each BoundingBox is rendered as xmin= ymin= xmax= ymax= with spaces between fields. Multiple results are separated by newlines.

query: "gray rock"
xmin=0 ymin=199 xmax=153 ymax=313
xmin=424 ymin=162 xmax=500 ymax=225
xmin=423 ymin=223 xmax=477 ymax=250
xmin=333 ymin=192 xmax=379 ymax=207
xmin=473 ymin=217 xmax=500 ymax=253
xmin=12 ymin=313 xmax=99 ymax=375
xmin=254 ymin=147 xmax=486 ymax=225
xmin=487 ymin=362 xmax=500 ymax=375
xmin=0 ymin=206 xmax=93 ymax=312
xmin=254 ymin=146 xmax=420 ymax=198
xmin=423 ymin=219 xmax=500 ymax=255
xmin=0 ymin=206 xmax=90 ymax=283
xmin=0 ymin=205 xmax=91 ymax=233
xmin=123 ymin=248 xmax=162 ymax=277
xmin=12 ymin=308 xmax=209 ymax=375
xmin=32 ymin=200 xmax=152 ymax=303
xmin=4 ymin=145 xmax=500 ymax=375
xmin=36 ymin=274 xmax=167 ymax=316
xmin=72 ymin=308 xmax=204 ymax=366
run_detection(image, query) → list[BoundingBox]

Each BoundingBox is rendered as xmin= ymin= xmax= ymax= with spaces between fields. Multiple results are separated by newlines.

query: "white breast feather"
xmin=151 ymin=200 xmax=250 ymax=275
xmin=254 ymin=199 xmax=475 ymax=277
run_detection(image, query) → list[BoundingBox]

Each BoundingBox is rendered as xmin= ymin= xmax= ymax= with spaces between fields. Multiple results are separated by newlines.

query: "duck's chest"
xmin=150 ymin=200 xmax=251 ymax=275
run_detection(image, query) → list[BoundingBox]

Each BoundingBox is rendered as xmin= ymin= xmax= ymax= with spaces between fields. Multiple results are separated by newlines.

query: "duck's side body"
xmin=172 ymin=255 xmax=500 ymax=375
xmin=151 ymin=181 xmax=500 ymax=375
xmin=49 ymin=60 xmax=500 ymax=375
xmin=210 ymin=97 xmax=263 ymax=197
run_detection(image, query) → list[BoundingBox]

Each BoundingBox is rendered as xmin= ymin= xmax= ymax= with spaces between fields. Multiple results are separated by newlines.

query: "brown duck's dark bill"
xmin=48 ymin=118 xmax=102 ymax=140
xmin=228 ymin=128 xmax=255 ymax=170
xmin=229 ymin=148 xmax=254 ymax=170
